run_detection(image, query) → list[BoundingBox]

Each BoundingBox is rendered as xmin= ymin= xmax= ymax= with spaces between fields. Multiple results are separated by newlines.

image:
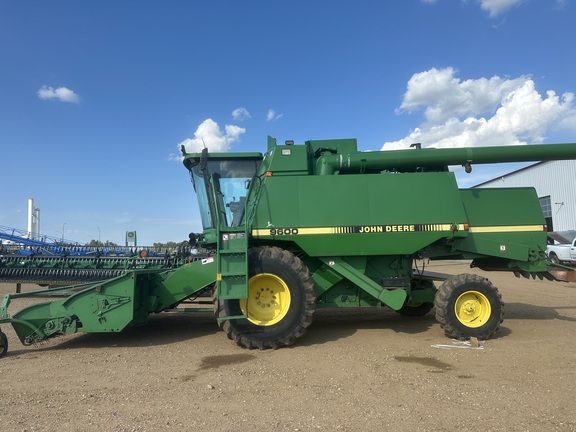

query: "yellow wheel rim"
xmin=240 ymin=273 xmax=291 ymax=326
xmin=454 ymin=290 xmax=491 ymax=328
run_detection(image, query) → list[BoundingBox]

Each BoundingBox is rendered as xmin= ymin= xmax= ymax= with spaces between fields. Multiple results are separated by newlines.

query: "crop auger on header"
xmin=2 ymin=137 xmax=576 ymax=356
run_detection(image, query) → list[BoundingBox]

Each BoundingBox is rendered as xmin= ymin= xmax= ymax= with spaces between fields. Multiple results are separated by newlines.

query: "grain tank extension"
xmin=1 ymin=137 xmax=576 ymax=356
xmin=183 ymin=137 xmax=576 ymax=349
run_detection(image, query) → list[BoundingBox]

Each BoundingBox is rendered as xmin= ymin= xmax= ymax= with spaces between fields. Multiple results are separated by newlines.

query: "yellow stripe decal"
xmin=252 ymin=223 xmax=468 ymax=237
xmin=252 ymin=224 xmax=543 ymax=237
xmin=468 ymin=225 xmax=545 ymax=233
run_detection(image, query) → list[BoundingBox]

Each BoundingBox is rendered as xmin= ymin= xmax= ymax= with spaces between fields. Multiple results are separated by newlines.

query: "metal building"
xmin=474 ymin=160 xmax=576 ymax=232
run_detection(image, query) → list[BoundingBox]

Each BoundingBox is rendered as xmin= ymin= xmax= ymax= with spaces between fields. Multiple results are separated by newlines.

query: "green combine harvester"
xmin=2 ymin=137 xmax=576 ymax=356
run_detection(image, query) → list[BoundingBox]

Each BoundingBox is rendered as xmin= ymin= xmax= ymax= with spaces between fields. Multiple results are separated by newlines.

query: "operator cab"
xmin=183 ymin=148 xmax=263 ymax=231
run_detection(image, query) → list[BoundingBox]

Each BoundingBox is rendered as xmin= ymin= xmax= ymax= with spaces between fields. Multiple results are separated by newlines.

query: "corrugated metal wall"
xmin=474 ymin=160 xmax=576 ymax=231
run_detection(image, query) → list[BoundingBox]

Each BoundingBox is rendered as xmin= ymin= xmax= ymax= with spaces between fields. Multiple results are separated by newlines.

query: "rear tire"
xmin=397 ymin=279 xmax=435 ymax=316
xmin=397 ymin=302 xmax=434 ymax=317
xmin=434 ymin=273 xmax=503 ymax=340
xmin=214 ymin=246 xmax=316 ymax=349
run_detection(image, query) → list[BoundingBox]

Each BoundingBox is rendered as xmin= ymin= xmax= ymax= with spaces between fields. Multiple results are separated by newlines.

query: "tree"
xmin=87 ymin=239 xmax=119 ymax=247
xmin=152 ymin=241 xmax=185 ymax=249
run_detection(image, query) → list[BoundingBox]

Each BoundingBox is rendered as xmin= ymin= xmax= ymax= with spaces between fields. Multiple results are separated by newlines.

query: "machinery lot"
xmin=2 ymin=261 xmax=576 ymax=432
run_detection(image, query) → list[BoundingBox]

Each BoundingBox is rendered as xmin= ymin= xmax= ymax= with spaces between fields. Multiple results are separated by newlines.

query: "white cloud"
xmin=266 ymin=109 xmax=283 ymax=122
xmin=423 ymin=0 xmax=527 ymax=17
xmin=232 ymin=107 xmax=251 ymax=121
xmin=37 ymin=86 xmax=80 ymax=103
xmin=177 ymin=118 xmax=246 ymax=154
xmin=479 ymin=0 xmax=525 ymax=17
xmin=398 ymin=67 xmax=527 ymax=123
xmin=383 ymin=68 xmax=576 ymax=150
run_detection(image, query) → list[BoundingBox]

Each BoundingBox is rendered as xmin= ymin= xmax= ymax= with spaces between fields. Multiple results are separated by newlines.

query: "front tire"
xmin=215 ymin=246 xmax=316 ymax=349
xmin=434 ymin=273 xmax=504 ymax=340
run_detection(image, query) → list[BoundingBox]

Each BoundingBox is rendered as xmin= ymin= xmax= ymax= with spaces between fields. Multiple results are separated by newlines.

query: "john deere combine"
xmin=1 ymin=137 xmax=576 ymax=356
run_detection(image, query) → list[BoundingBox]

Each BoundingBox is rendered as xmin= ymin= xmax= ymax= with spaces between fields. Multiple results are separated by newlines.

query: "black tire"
xmin=214 ymin=246 xmax=316 ymax=349
xmin=549 ymin=252 xmax=560 ymax=265
xmin=397 ymin=301 xmax=434 ymax=317
xmin=397 ymin=279 xmax=436 ymax=316
xmin=434 ymin=273 xmax=504 ymax=340
xmin=0 ymin=331 xmax=8 ymax=358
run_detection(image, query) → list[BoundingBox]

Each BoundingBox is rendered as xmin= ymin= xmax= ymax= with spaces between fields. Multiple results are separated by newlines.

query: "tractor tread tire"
xmin=434 ymin=273 xmax=504 ymax=340
xmin=214 ymin=246 xmax=316 ymax=350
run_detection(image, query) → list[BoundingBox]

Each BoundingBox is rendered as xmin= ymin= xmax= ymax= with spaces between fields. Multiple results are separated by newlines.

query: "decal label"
xmin=358 ymin=225 xmax=415 ymax=233
xmin=253 ymin=224 xmax=467 ymax=237
xmin=252 ymin=223 xmax=544 ymax=237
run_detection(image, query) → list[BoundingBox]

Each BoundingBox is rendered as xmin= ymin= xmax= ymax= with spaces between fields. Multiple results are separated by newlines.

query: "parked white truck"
xmin=547 ymin=238 xmax=576 ymax=264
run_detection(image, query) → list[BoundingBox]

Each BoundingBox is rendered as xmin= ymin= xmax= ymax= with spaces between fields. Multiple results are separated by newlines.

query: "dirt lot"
xmin=1 ymin=261 xmax=576 ymax=432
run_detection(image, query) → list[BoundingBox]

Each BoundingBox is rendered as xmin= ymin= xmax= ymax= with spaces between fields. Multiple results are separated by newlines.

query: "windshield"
xmin=191 ymin=158 xmax=261 ymax=230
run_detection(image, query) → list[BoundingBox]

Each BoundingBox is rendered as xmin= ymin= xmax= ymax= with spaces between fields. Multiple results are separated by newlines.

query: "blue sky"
xmin=1 ymin=0 xmax=575 ymax=245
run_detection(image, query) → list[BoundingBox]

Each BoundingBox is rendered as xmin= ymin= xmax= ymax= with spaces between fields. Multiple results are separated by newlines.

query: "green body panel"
xmin=317 ymin=257 xmax=407 ymax=310
xmin=151 ymin=257 xmax=218 ymax=310
xmin=10 ymin=273 xmax=144 ymax=341
xmin=455 ymin=187 xmax=548 ymax=271
xmin=460 ymin=187 xmax=546 ymax=226
xmin=251 ymin=172 xmax=468 ymax=256
xmin=262 ymin=143 xmax=311 ymax=175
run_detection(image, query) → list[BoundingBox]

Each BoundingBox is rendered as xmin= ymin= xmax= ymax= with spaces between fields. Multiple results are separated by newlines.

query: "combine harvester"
xmin=1 ymin=137 xmax=576 ymax=357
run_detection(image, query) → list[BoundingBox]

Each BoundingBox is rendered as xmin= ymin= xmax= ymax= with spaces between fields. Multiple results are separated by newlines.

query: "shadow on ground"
xmin=8 ymin=301 xmax=572 ymax=357
xmin=504 ymin=302 xmax=576 ymax=321
xmin=6 ymin=312 xmax=219 ymax=357
xmin=297 ymin=308 xmax=437 ymax=347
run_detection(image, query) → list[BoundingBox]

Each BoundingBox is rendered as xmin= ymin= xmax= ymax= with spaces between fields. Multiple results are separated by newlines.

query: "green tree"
xmin=87 ymin=239 xmax=119 ymax=247
xmin=152 ymin=241 xmax=187 ymax=249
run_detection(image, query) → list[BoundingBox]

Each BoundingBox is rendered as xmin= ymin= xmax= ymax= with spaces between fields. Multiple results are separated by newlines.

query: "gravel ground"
xmin=1 ymin=261 xmax=576 ymax=431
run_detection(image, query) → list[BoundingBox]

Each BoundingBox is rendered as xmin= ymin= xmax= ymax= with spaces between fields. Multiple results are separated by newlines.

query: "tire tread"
xmin=213 ymin=246 xmax=316 ymax=350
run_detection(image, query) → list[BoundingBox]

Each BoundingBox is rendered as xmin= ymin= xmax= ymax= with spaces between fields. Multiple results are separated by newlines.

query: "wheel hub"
xmin=240 ymin=273 xmax=291 ymax=326
xmin=462 ymin=300 xmax=477 ymax=315
xmin=255 ymin=287 xmax=277 ymax=308
xmin=454 ymin=290 xmax=491 ymax=328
